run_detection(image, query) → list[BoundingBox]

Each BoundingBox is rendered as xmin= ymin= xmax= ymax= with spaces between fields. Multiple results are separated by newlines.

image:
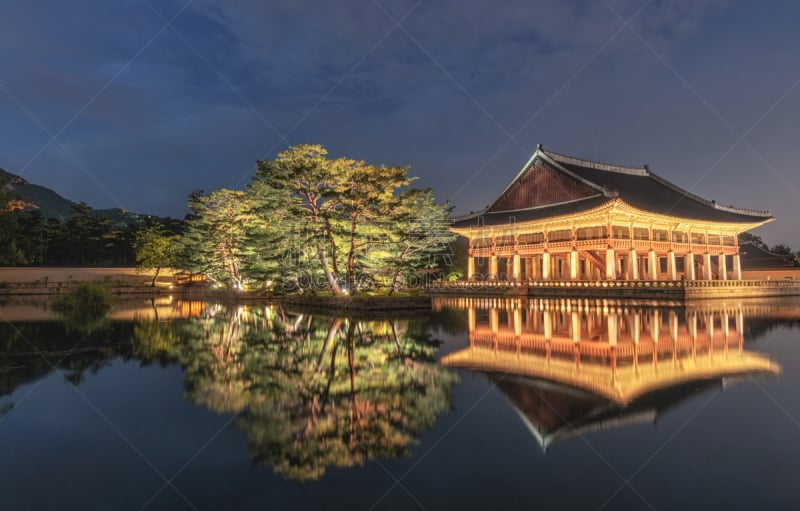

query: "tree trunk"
xmin=346 ymin=213 xmax=358 ymax=294
xmin=318 ymin=240 xmax=343 ymax=295
xmin=150 ymin=267 xmax=160 ymax=287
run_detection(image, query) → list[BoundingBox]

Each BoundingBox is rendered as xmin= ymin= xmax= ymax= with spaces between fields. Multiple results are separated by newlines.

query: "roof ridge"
xmin=481 ymin=194 xmax=606 ymax=215
xmin=543 ymin=149 xmax=648 ymax=176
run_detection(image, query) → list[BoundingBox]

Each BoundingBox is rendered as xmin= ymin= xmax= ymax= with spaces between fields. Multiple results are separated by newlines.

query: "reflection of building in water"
xmin=439 ymin=297 xmax=780 ymax=450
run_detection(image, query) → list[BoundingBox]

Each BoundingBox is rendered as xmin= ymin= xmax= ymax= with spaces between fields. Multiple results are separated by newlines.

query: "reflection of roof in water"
xmin=441 ymin=346 xmax=779 ymax=406
xmin=492 ymin=375 xmax=726 ymax=452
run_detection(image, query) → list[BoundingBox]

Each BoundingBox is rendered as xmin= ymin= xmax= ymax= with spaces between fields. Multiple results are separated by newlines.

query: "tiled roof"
xmin=544 ymin=149 xmax=773 ymax=223
xmin=451 ymin=195 xmax=610 ymax=229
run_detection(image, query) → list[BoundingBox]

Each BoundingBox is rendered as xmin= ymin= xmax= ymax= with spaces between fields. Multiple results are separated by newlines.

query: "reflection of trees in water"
xmin=0 ymin=322 xmax=133 ymax=397
xmin=130 ymin=305 xmax=458 ymax=480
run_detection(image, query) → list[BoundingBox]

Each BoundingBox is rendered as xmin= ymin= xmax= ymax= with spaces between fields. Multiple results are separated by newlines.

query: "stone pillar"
xmin=667 ymin=251 xmax=677 ymax=280
xmin=467 ymin=256 xmax=475 ymax=280
xmin=718 ymin=253 xmax=727 ymax=281
xmin=467 ymin=306 xmax=476 ymax=332
xmin=702 ymin=253 xmax=712 ymax=280
xmin=490 ymin=308 xmax=499 ymax=334
xmin=514 ymin=308 xmax=522 ymax=337
xmin=648 ymin=249 xmax=659 ymax=280
xmin=629 ymin=249 xmax=639 ymax=280
xmin=489 ymin=255 xmax=498 ymax=280
xmin=733 ymin=253 xmax=742 ymax=281
xmin=542 ymin=251 xmax=551 ymax=280
xmin=684 ymin=252 xmax=696 ymax=281
xmin=570 ymin=249 xmax=579 ymax=280
xmin=512 ymin=253 xmax=520 ymax=281
xmin=605 ymin=248 xmax=617 ymax=280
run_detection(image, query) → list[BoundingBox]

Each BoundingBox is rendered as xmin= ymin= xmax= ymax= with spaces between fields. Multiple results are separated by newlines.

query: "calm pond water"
xmin=1 ymin=295 xmax=799 ymax=510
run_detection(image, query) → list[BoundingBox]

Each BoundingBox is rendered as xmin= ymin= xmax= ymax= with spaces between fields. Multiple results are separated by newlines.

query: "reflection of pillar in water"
xmin=651 ymin=310 xmax=660 ymax=366
xmin=689 ymin=312 xmax=698 ymax=360
xmin=607 ymin=314 xmax=618 ymax=382
xmin=544 ymin=311 xmax=552 ymax=364
xmin=632 ymin=312 xmax=641 ymax=370
xmin=722 ymin=312 xmax=729 ymax=355
xmin=571 ymin=311 xmax=581 ymax=344
xmin=707 ymin=313 xmax=715 ymax=359
xmin=670 ymin=311 xmax=679 ymax=365
xmin=736 ymin=309 xmax=744 ymax=352
xmin=607 ymin=313 xmax=618 ymax=347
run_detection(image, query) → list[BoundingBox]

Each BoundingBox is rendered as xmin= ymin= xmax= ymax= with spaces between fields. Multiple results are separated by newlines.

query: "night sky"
xmin=2 ymin=1 xmax=799 ymax=247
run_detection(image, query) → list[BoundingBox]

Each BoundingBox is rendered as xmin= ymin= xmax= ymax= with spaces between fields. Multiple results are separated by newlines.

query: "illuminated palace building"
xmin=451 ymin=146 xmax=774 ymax=282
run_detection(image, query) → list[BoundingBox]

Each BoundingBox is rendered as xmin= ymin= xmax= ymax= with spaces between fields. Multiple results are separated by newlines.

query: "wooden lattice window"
xmin=652 ymin=229 xmax=669 ymax=242
xmin=496 ymin=235 xmax=515 ymax=247
xmin=577 ymin=226 xmax=606 ymax=240
xmin=672 ymin=231 xmax=687 ymax=243
xmin=519 ymin=232 xmax=544 ymax=244
xmin=633 ymin=227 xmax=650 ymax=240
xmin=473 ymin=237 xmax=491 ymax=249
xmin=722 ymin=235 xmax=735 ymax=246
xmin=691 ymin=232 xmax=705 ymax=244
xmin=548 ymin=229 xmax=572 ymax=242
xmin=612 ymin=226 xmax=630 ymax=239
xmin=708 ymin=234 xmax=721 ymax=246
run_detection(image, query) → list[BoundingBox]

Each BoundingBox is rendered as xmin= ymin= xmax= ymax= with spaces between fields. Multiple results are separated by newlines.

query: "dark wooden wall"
xmin=488 ymin=160 xmax=597 ymax=212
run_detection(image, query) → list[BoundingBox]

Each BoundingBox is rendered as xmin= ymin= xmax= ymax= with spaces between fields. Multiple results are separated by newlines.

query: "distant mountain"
xmin=0 ymin=167 xmax=151 ymax=224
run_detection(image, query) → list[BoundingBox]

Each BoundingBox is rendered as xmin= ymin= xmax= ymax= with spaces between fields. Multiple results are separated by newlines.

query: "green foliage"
xmin=180 ymin=189 xmax=277 ymax=289
xmin=771 ymin=243 xmax=793 ymax=256
xmin=0 ymin=198 xmax=183 ymax=267
xmin=179 ymin=144 xmax=455 ymax=295
xmin=52 ymin=283 xmax=114 ymax=333
xmin=739 ymin=232 xmax=768 ymax=250
xmin=134 ymin=225 xmax=180 ymax=286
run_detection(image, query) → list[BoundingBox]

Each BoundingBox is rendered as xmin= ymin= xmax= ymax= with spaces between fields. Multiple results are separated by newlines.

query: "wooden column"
xmin=702 ymin=253 xmax=712 ymax=280
xmin=733 ymin=253 xmax=742 ymax=281
xmin=570 ymin=249 xmax=579 ymax=280
xmin=512 ymin=254 xmax=521 ymax=281
xmin=648 ymin=249 xmax=659 ymax=280
xmin=684 ymin=252 xmax=696 ymax=281
xmin=489 ymin=255 xmax=498 ymax=280
xmin=542 ymin=251 xmax=551 ymax=280
xmin=467 ymin=257 xmax=475 ymax=280
xmin=628 ymin=249 xmax=639 ymax=280
xmin=667 ymin=251 xmax=677 ymax=280
xmin=605 ymin=248 xmax=617 ymax=280
xmin=718 ymin=253 xmax=728 ymax=281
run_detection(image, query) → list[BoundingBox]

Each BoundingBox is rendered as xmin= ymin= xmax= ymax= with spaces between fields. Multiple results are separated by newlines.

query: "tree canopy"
xmin=180 ymin=144 xmax=455 ymax=294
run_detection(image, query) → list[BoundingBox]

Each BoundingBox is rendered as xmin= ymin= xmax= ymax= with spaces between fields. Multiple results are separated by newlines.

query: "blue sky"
xmin=1 ymin=0 xmax=799 ymax=247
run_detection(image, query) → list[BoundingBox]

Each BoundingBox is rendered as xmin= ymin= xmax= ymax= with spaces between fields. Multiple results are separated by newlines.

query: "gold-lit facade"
xmin=451 ymin=147 xmax=774 ymax=282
